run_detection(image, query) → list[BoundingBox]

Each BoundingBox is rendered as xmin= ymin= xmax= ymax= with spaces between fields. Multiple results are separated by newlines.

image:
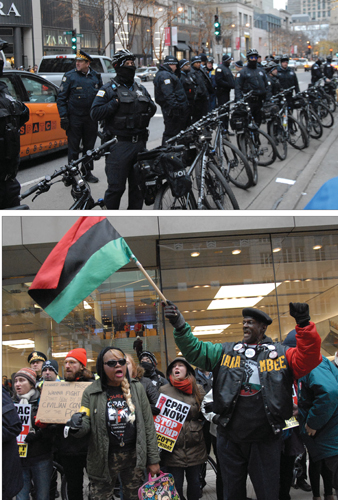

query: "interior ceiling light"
xmin=193 ymin=324 xmax=230 ymax=333
xmin=208 ymin=297 xmax=260 ymax=309
xmin=208 ymin=282 xmax=281 ymax=310
xmin=3 ymin=339 xmax=35 ymax=349
xmin=313 ymin=245 xmax=322 ymax=250
xmin=83 ymin=301 xmax=92 ymax=309
xmin=273 ymin=247 xmax=281 ymax=253
xmin=191 ymin=252 xmax=200 ymax=257
xmin=52 ymin=352 xmax=69 ymax=358
xmin=232 ymin=249 xmax=241 ymax=255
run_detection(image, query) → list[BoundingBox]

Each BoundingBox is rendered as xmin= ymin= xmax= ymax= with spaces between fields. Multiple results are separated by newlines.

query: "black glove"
xmin=25 ymin=431 xmax=39 ymax=443
xmin=212 ymin=414 xmax=220 ymax=425
xmin=66 ymin=412 xmax=85 ymax=432
xmin=204 ymin=402 xmax=215 ymax=414
xmin=289 ymin=302 xmax=310 ymax=327
xmin=60 ymin=117 xmax=70 ymax=131
xmin=151 ymin=406 xmax=161 ymax=416
xmin=163 ymin=300 xmax=186 ymax=330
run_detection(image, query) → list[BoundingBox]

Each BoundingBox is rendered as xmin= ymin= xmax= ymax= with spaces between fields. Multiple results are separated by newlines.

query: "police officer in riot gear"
xmin=190 ymin=55 xmax=213 ymax=122
xmin=57 ymin=50 xmax=103 ymax=183
xmin=277 ymin=55 xmax=300 ymax=96
xmin=323 ymin=56 xmax=335 ymax=80
xmin=265 ymin=61 xmax=282 ymax=96
xmin=311 ymin=57 xmax=325 ymax=84
xmin=206 ymin=56 xmax=217 ymax=111
xmin=215 ymin=54 xmax=235 ymax=131
xmin=0 ymin=44 xmax=29 ymax=209
xmin=90 ymin=49 xmax=156 ymax=209
xmin=235 ymin=48 xmax=272 ymax=126
xmin=153 ymin=55 xmax=188 ymax=144
xmin=180 ymin=59 xmax=197 ymax=126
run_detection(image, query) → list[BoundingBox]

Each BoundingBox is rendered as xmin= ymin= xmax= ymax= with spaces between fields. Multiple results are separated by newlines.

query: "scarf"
xmin=169 ymin=375 xmax=193 ymax=394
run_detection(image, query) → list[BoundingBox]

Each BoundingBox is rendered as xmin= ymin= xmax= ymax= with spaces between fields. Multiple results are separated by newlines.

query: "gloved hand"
xmin=25 ymin=431 xmax=39 ymax=443
xmin=151 ymin=406 xmax=161 ymax=416
xmin=34 ymin=416 xmax=48 ymax=429
xmin=163 ymin=300 xmax=186 ymax=330
xmin=65 ymin=412 xmax=86 ymax=432
xmin=289 ymin=302 xmax=310 ymax=327
xmin=212 ymin=414 xmax=220 ymax=425
xmin=60 ymin=117 xmax=70 ymax=131
xmin=204 ymin=402 xmax=215 ymax=414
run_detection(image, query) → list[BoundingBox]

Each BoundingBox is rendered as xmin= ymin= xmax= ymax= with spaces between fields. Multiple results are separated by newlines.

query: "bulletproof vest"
xmin=0 ymin=90 xmax=23 ymax=180
xmin=110 ymin=80 xmax=152 ymax=131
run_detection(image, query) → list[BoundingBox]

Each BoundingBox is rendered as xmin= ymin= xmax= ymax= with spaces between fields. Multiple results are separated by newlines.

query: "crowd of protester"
xmin=3 ymin=302 xmax=338 ymax=500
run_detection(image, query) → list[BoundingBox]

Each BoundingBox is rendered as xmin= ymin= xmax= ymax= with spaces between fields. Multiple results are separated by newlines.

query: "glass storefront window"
xmin=2 ymin=269 xmax=166 ymax=378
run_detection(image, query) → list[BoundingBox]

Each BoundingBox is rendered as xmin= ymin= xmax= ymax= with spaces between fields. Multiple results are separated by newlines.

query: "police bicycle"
xmin=17 ymin=139 xmax=116 ymax=210
xmin=293 ymin=90 xmax=323 ymax=140
xmin=307 ymin=85 xmax=335 ymax=129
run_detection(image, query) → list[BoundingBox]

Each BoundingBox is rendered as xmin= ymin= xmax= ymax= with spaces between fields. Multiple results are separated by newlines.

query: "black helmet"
xmin=191 ymin=55 xmax=202 ymax=65
xmin=207 ymin=56 xmax=214 ymax=63
xmin=222 ymin=54 xmax=232 ymax=63
xmin=246 ymin=48 xmax=259 ymax=58
xmin=280 ymin=54 xmax=289 ymax=62
xmin=327 ymin=55 xmax=333 ymax=61
xmin=266 ymin=61 xmax=278 ymax=73
xmin=163 ymin=55 xmax=179 ymax=65
xmin=318 ymin=56 xmax=325 ymax=63
xmin=112 ymin=49 xmax=135 ymax=68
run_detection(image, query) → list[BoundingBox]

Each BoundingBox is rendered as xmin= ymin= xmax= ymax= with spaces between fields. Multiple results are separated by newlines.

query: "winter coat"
xmin=159 ymin=383 xmax=207 ymax=468
xmin=2 ymin=387 xmax=23 ymax=499
xmin=297 ymin=356 xmax=338 ymax=461
xmin=75 ymin=378 xmax=160 ymax=482
xmin=153 ymin=65 xmax=188 ymax=113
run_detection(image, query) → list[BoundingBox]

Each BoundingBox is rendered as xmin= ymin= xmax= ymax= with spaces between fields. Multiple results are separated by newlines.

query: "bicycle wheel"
xmin=315 ymin=103 xmax=334 ymax=128
xmin=153 ymin=182 xmax=197 ymax=210
xmin=51 ymin=461 xmax=67 ymax=500
xmin=237 ymin=132 xmax=258 ymax=186
xmin=267 ymin=117 xmax=287 ymax=161
xmin=287 ymin=116 xmax=309 ymax=150
xmin=202 ymin=161 xmax=240 ymax=210
xmin=323 ymin=94 xmax=336 ymax=113
xmin=299 ymin=109 xmax=323 ymax=139
xmin=200 ymin=456 xmax=218 ymax=497
xmin=222 ymin=138 xmax=253 ymax=190
xmin=255 ymin=128 xmax=277 ymax=166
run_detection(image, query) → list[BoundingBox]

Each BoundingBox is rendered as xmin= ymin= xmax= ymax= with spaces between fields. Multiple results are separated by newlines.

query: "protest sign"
xmin=154 ymin=394 xmax=190 ymax=452
xmin=14 ymin=403 xmax=31 ymax=457
xmin=36 ymin=381 xmax=92 ymax=424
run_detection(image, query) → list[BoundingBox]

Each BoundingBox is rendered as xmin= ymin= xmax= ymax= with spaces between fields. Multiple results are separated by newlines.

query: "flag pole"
xmin=131 ymin=257 xmax=168 ymax=304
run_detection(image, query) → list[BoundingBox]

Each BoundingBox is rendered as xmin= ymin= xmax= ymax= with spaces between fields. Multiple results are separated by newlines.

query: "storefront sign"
xmin=36 ymin=381 xmax=93 ymax=424
xmin=0 ymin=0 xmax=32 ymax=26
xmin=153 ymin=394 xmax=190 ymax=452
xmin=14 ymin=403 xmax=31 ymax=457
xmin=44 ymin=30 xmax=71 ymax=48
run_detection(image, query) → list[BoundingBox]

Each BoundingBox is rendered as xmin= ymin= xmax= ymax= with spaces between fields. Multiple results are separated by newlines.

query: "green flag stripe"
xmin=45 ymin=238 xmax=132 ymax=323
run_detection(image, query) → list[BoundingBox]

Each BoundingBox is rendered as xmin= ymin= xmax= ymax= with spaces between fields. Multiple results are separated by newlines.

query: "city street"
xmin=16 ymin=70 xmax=338 ymax=210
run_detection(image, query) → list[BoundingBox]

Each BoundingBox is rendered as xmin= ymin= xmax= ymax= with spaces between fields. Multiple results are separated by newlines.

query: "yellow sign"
xmin=283 ymin=416 xmax=299 ymax=430
xmin=18 ymin=443 xmax=28 ymax=457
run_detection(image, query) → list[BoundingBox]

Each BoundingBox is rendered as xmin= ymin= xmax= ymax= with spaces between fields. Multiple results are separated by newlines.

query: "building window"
xmin=188 ymin=6 xmax=192 ymax=24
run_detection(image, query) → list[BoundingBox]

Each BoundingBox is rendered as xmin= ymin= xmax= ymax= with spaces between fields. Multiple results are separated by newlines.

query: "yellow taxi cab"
xmin=304 ymin=60 xmax=314 ymax=72
xmin=0 ymin=70 xmax=67 ymax=160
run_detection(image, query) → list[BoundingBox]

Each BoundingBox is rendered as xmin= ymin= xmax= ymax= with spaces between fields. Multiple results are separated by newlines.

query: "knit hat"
xmin=65 ymin=348 xmax=87 ymax=367
xmin=283 ymin=329 xmax=297 ymax=347
xmin=42 ymin=359 xmax=59 ymax=375
xmin=139 ymin=350 xmax=157 ymax=366
xmin=14 ymin=367 xmax=37 ymax=387
xmin=235 ymin=60 xmax=243 ymax=68
xmin=179 ymin=58 xmax=190 ymax=69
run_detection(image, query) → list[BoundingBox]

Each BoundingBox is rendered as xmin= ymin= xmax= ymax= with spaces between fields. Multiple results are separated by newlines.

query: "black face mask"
xmin=116 ymin=66 xmax=136 ymax=87
xmin=140 ymin=361 xmax=155 ymax=374
xmin=247 ymin=60 xmax=257 ymax=69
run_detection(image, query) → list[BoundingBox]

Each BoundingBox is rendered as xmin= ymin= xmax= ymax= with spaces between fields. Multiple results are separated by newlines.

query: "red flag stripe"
xmin=30 ymin=217 xmax=106 ymax=290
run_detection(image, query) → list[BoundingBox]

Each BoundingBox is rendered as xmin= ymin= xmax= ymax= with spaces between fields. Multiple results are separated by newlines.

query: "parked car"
xmin=0 ymin=70 xmax=67 ymax=160
xmin=135 ymin=66 xmax=158 ymax=81
xmin=37 ymin=54 xmax=141 ymax=87
xmin=288 ymin=60 xmax=298 ymax=71
xmin=304 ymin=60 xmax=315 ymax=72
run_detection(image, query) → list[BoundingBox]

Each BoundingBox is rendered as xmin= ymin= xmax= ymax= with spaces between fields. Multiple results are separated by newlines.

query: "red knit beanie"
xmin=65 ymin=348 xmax=87 ymax=367
xmin=15 ymin=367 xmax=37 ymax=387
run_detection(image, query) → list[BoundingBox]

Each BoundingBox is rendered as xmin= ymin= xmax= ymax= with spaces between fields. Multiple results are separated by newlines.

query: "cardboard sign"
xmin=36 ymin=381 xmax=93 ymax=424
xmin=154 ymin=394 xmax=190 ymax=452
xmin=14 ymin=403 xmax=31 ymax=458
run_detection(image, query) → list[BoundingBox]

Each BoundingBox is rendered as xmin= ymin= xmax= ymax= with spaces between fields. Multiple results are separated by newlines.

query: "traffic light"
xmin=330 ymin=48 xmax=333 ymax=53
xmin=71 ymin=29 xmax=77 ymax=53
xmin=214 ymin=15 xmax=221 ymax=36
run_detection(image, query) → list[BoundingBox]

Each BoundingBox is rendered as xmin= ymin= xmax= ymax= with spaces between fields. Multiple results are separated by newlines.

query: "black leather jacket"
xmin=57 ymin=68 xmax=103 ymax=118
xmin=212 ymin=337 xmax=293 ymax=435
xmin=267 ymin=74 xmax=282 ymax=96
xmin=215 ymin=64 xmax=235 ymax=97
xmin=277 ymin=66 xmax=300 ymax=93
xmin=235 ymin=65 xmax=272 ymax=101
xmin=90 ymin=78 xmax=156 ymax=137
xmin=153 ymin=65 xmax=188 ymax=112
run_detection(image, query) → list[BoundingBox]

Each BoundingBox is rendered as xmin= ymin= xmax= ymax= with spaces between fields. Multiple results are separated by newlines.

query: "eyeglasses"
xmin=104 ymin=359 xmax=127 ymax=368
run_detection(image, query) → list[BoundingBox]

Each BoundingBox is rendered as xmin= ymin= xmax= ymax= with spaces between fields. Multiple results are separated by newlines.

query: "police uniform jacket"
xmin=153 ymin=65 xmax=188 ymax=113
xmin=0 ymin=81 xmax=29 ymax=180
xmin=311 ymin=63 xmax=323 ymax=84
xmin=90 ymin=78 xmax=156 ymax=138
xmin=235 ymin=66 xmax=272 ymax=101
xmin=57 ymin=68 xmax=103 ymax=118
xmin=277 ymin=66 xmax=300 ymax=93
xmin=190 ymin=66 xmax=212 ymax=101
xmin=323 ymin=62 xmax=334 ymax=79
xmin=173 ymin=321 xmax=322 ymax=437
xmin=267 ymin=74 xmax=282 ymax=96
xmin=180 ymin=70 xmax=197 ymax=103
xmin=215 ymin=64 xmax=235 ymax=97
